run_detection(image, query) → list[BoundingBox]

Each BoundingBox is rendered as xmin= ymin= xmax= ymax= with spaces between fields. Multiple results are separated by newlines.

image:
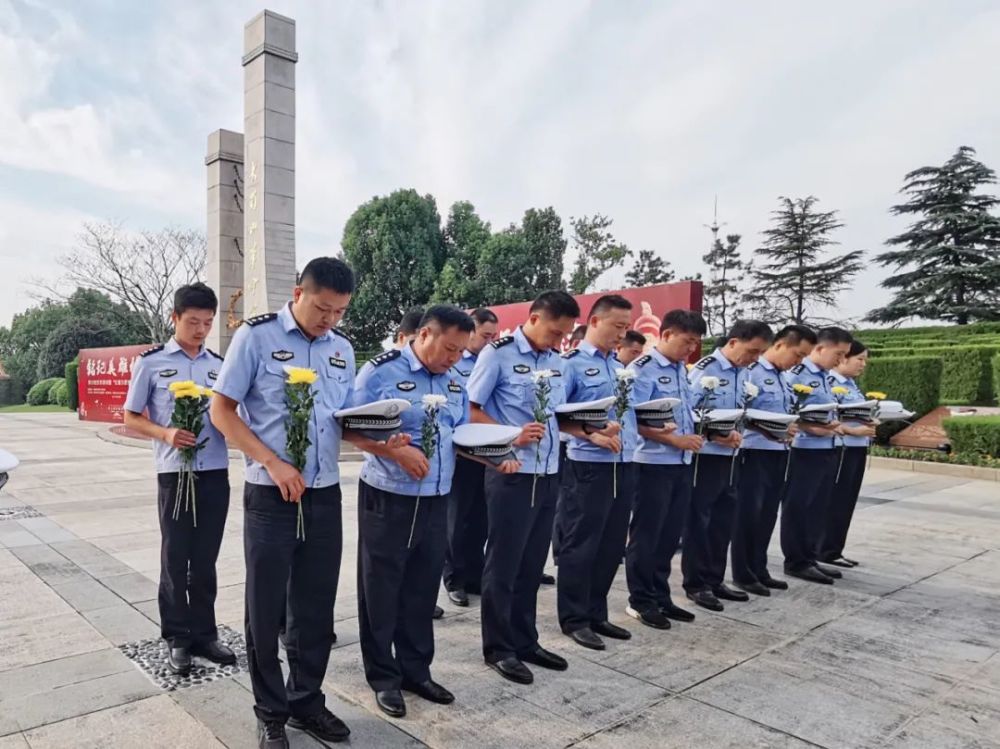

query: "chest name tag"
xmin=448 ymin=383 xmax=462 ymax=393
xmin=513 ymin=364 xmax=531 ymax=374
xmin=658 ymin=376 xmax=672 ymax=384
xmin=159 ymin=369 xmax=177 ymax=378
xmin=397 ymin=381 xmax=416 ymax=392
xmin=271 ymin=350 xmax=294 ymax=362
xmin=329 ymin=357 xmax=346 ymax=369
xmin=585 ymin=368 xmax=601 ymax=376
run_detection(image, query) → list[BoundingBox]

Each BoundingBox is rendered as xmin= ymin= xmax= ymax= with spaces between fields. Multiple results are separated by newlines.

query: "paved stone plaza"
xmin=1 ymin=412 xmax=999 ymax=748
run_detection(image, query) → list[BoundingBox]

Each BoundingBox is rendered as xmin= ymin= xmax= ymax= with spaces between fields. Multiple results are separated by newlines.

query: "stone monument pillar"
xmin=241 ymin=10 xmax=297 ymax=318
xmin=205 ymin=129 xmax=245 ymax=354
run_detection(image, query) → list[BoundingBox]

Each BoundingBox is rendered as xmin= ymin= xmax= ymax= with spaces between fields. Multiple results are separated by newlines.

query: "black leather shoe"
xmin=487 ymin=656 xmax=533 ymax=684
xmin=713 ymin=584 xmax=750 ymax=602
xmin=660 ymin=601 xmax=695 ymax=622
xmin=760 ymin=576 xmax=789 ymax=590
xmin=520 ymin=646 xmax=568 ymax=671
xmin=374 ymin=690 xmax=406 ymax=718
xmin=814 ymin=563 xmax=843 ymax=579
xmin=626 ymin=606 xmax=671 ymax=630
xmin=825 ymin=556 xmax=855 ymax=568
xmin=734 ymin=581 xmax=771 ymax=597
xmin=258 ymin=719 xmax=289 ymax=749
xmin=191 ymin=640 xmax=237 ymax=665
xmin=288 ymin=707 xmax=351 ymax=742
xmin=433 ymin=605 xmax=444 ymax=619
xmin=686 ymin=589 xmax=724 ymax=611
xmin=785 ymin=565 xmax=834 ymax=584
xmin=592 ymin=620 xmax=631 ymax=640
xmin=569 ymin=627 xmax=605 ymax=650
xmin=448 ymin=589 xmax=469 ymax=607
xmin=167 ymin=645 xmax=192 ymax=674
xmin=402 ymin=678 xmax=454 ymax=704
xmin=540 ymin=573 xmax=556 ymax=585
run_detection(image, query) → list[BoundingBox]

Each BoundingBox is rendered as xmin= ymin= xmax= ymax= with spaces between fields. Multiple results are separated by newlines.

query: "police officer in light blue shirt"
xmin=779 ymin=326 xmax=854 ymax=588
xmin=344 ymin=305 xmax=516 ymax=719
xmin=124 ymin=283 xmax=232 ymax=677
xmin=820 ymin=339 xmax=876 ymax=569
xmin=624 ymin=309 xmax=705 ymax=630
xmin=682 ymin=320 xmax=771 ymax=613
xmin=444 ymin=307 xmax=499 ymax=607
xmin=210 ymin=258 xmax=354 ymax=748
xmin=554 ymin=295 xmax=638 ymax=650
xmin=731 ymin=325 xmax=816 ymax=596
xmin=467 ymin=290 xmax=579 ymax=686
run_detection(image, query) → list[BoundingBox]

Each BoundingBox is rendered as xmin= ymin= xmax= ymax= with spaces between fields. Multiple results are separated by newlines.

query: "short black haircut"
xmin=471 ymin=308 xmax=498 ymax=326
xmin=299 ymin=257 xmax=355 ymax=294
xmin=174 ymin=282 xmax=217 ymax=315
xmin=847 ymin=339 xmax=868 ymax=358
xmin=420 ymin=304 xmax=475 ymax=334
xmin=725 ymin=319 xmax=774 ymax=344
xmin=622 ymin=330 xmax=646 ymax=347
xmin=588 ymin=294 xmax=632 ymax=319
xmin=570 ymin=324 xmax=587 ymax=343
xmin=529 ymin=290 xmax=580 ymax=319
xmin=816 ymin=326 xmax=854 ymax=346
xmin=660 ymin=309 xmax=707 ymax=336
xmin=774 ymin=324 xmax=817 ymax=346
xmin=398 ymin=307 xmax=425 ymax=337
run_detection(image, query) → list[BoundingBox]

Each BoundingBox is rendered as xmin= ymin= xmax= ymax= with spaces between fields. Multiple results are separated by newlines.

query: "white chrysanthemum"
xmin=615 ymin=368 xmax=636 ymax=381
xmin=743 ymin=382 xmax=760 ymax=399
xmin=531 ymin=369 xmax=556 ymax=382
xmin=421 ymin=394 xmax=448 ymax=408
xmin=700 ymin=376 xmax=720 ymax=390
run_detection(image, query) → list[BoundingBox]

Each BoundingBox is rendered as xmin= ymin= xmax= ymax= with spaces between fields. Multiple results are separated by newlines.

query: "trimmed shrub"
xmin=868 ymin=345 xmax=998 ymax=405
xmin=859 ymin=356 xmax=942 ymax=443
xmin=47 ymin=379 xmax=63 ymax=404
xmin=994 ymin=353 xmax=1000 ymax=404
xmin=26 ymin=377 xmax=62 ymax=406
xmin=52 ymin=380 xmax=70 ymax=408
xmin=942 ymin=415 xmax=1000 ymax=458
xmin=65 ymin=359 xmax=80 ymax=411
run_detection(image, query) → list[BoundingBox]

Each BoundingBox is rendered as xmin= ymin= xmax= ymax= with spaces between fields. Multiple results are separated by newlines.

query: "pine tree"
xmin=702 ymin=233 xmax=749 ymax=336
xmin=625 ymin=250 xmax=674 ymax=287
xmin=567 ymin=215 xmax=631 ymax=293
xmin=866 ymin=146 xmax=1000 ymax=325
xmin=753 ymin=196 xmax=863 ymax=324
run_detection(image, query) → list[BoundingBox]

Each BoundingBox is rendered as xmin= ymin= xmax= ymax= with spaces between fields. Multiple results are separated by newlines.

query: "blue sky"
xmin=2 ymin=0 xmax=999 ymax=327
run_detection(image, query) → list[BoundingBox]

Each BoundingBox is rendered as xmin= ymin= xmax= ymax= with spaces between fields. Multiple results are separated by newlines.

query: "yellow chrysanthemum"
xmin=792 ymin=384 xmax=814 ymax=394
xmin=169 ymin=380 xmax=198 ymax=394
xmin=284 ymin=366 xmax=318 ymax=385
xmin=831 ymin=386 xmax=850 ymax=396
xmin=198 ymin=386 xmax=214 ymax=398
xmin=866 ymin=391 xmax=887 ymax=400
xmin=172 ymin=387 xmax=202 ymax=400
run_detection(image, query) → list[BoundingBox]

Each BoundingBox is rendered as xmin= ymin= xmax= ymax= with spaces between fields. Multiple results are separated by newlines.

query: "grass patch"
xmin=0 ymin=404 xmax=73 ymax=414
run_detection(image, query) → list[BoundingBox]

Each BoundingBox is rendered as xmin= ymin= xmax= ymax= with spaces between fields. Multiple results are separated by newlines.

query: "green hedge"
xmin=65 ymin=359 xmax=79 ymax=411
xmin=0 ymin=378 xmax=28 ymax=406
xmin=46 ymin=379 xmax=63 ymax=405
xmin=26 ymin=377 xmax=63 ymax=406
xmin=942 ymin=415 xmax=1000 ymax=457
xmin=859 ymin=356 xmax=942 ymax=442
xmin=870 ymin=445 xmax=1000 ymax=469
xmin=52 ymin=381 xmax=70 ymax=408
xmin=869 ymin=345 xmax=998 ymax=405
xmin=993 ymin=353 xmax=1000 ymax=404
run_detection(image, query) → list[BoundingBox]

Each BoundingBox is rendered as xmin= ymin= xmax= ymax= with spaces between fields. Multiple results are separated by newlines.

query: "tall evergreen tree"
xmin=567 ymin=214 xmax=631 ymax=293
xmin=521 ymin=207 xmax=566 ymax=291
xmin=702 ymin=233 xmax=750 ymax=337
xmin=625 ymin=250 xmax=675 ymax=287
xmin=433 ymin=201 xmax=492 ymax=307
xmin=866 ymin=146 xmax=1000 ymax=325
xmin=753 ymin=196 xmax=863 ymax=324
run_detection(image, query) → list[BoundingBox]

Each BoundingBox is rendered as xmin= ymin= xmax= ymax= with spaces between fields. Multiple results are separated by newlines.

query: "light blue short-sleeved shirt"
xmin=212 ymin=303 xmax=355 ymax=488
xmin=742 ymin=356 xmax=792 ymax=452
xmin=829 ymin=370 xmax=870 ymax=448
xmin=561 ymin=341 xmax=638 ymax=463
xmin=688 ymin=348 xmax=746 ymax=457
xmin=466 ymin=326 xmax=566 ymax=475
xmin=782 ymin=356 xmax=837 ymax=451
xmin=350 ymin=344 xmax=469 ymax=497
xmin=630 ymin=348 xmax=695 ymax=465
xmin=123 ymin=338 xmax=229 ymax=474
xmin=449 ymin=349 xmax=479 ymax=388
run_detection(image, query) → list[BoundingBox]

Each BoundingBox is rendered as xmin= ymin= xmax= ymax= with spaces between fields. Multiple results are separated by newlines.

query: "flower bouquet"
xmin=168 ymin=380 xmax=213 ymax=526
xmin=408 ymin=393 xmax=445 ymax=548
xmin=529 ymin=370 xmax=555 ymax=507
xmin=284 ymin=366 xmax=318 ymax=540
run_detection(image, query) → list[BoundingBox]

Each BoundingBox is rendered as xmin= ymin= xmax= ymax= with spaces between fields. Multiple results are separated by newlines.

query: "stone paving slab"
xmin=82 ymin=602 xmax=161 ymax=646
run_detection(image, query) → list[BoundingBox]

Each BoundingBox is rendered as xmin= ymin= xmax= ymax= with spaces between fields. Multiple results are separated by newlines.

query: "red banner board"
xmin=487 ymin=280 xmax=703 ymax=351
xmin=77 ymin=344 xmax=152 ymax=423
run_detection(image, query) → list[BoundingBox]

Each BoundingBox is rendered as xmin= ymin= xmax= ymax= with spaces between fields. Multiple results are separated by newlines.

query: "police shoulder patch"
xmin=245 ymin=313 xmax=278 ymax=327
xmin=790 ymin=363 xmax=806 ymax=375
xmin=561 ymin=348 xmax=580 ymax=359
xmin=633 ymin=354 xmax=652 ymax=368
xmin=139 ymin=344 xmax=165 ymax=358
xmin=694 ymin=356 xmax=713 ymax=370
xmin=491 ymin=335 xmax=515 ymax=349
xmin=207 ymin=348 xmax=224 ymax=361
xmin=371 ymin=349 xmax=402 ymax=367
xmin=332 ymin=327 xmax=354 ymax=345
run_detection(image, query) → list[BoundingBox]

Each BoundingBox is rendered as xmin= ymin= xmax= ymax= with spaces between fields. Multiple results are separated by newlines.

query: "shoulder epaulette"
xmin=747 ymin=361 xmax=759 ymax=370
xmin=694 ymin=355 xmax=713 ymax=370
xmin=139 ymin=344 xmax=164 ymax=358
xmin=633 ymin=354 xmax=651 ymax=368
xmin=790 ymin=363 xmax=805 ymax=375
xmin=332 ymin=327 xmax=354 ymax=345
xmin=207 ymin=348 xmax=224 ymax=361
xmin=371 ymin=349 xmax=402 ymax=367
xmin=491 ymin=335 xmax=514 ymax=349
xmin=561 ymin=348 xmax=580 ymax=359
xmin=245 ymin=312 xmax=278 ymax=327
